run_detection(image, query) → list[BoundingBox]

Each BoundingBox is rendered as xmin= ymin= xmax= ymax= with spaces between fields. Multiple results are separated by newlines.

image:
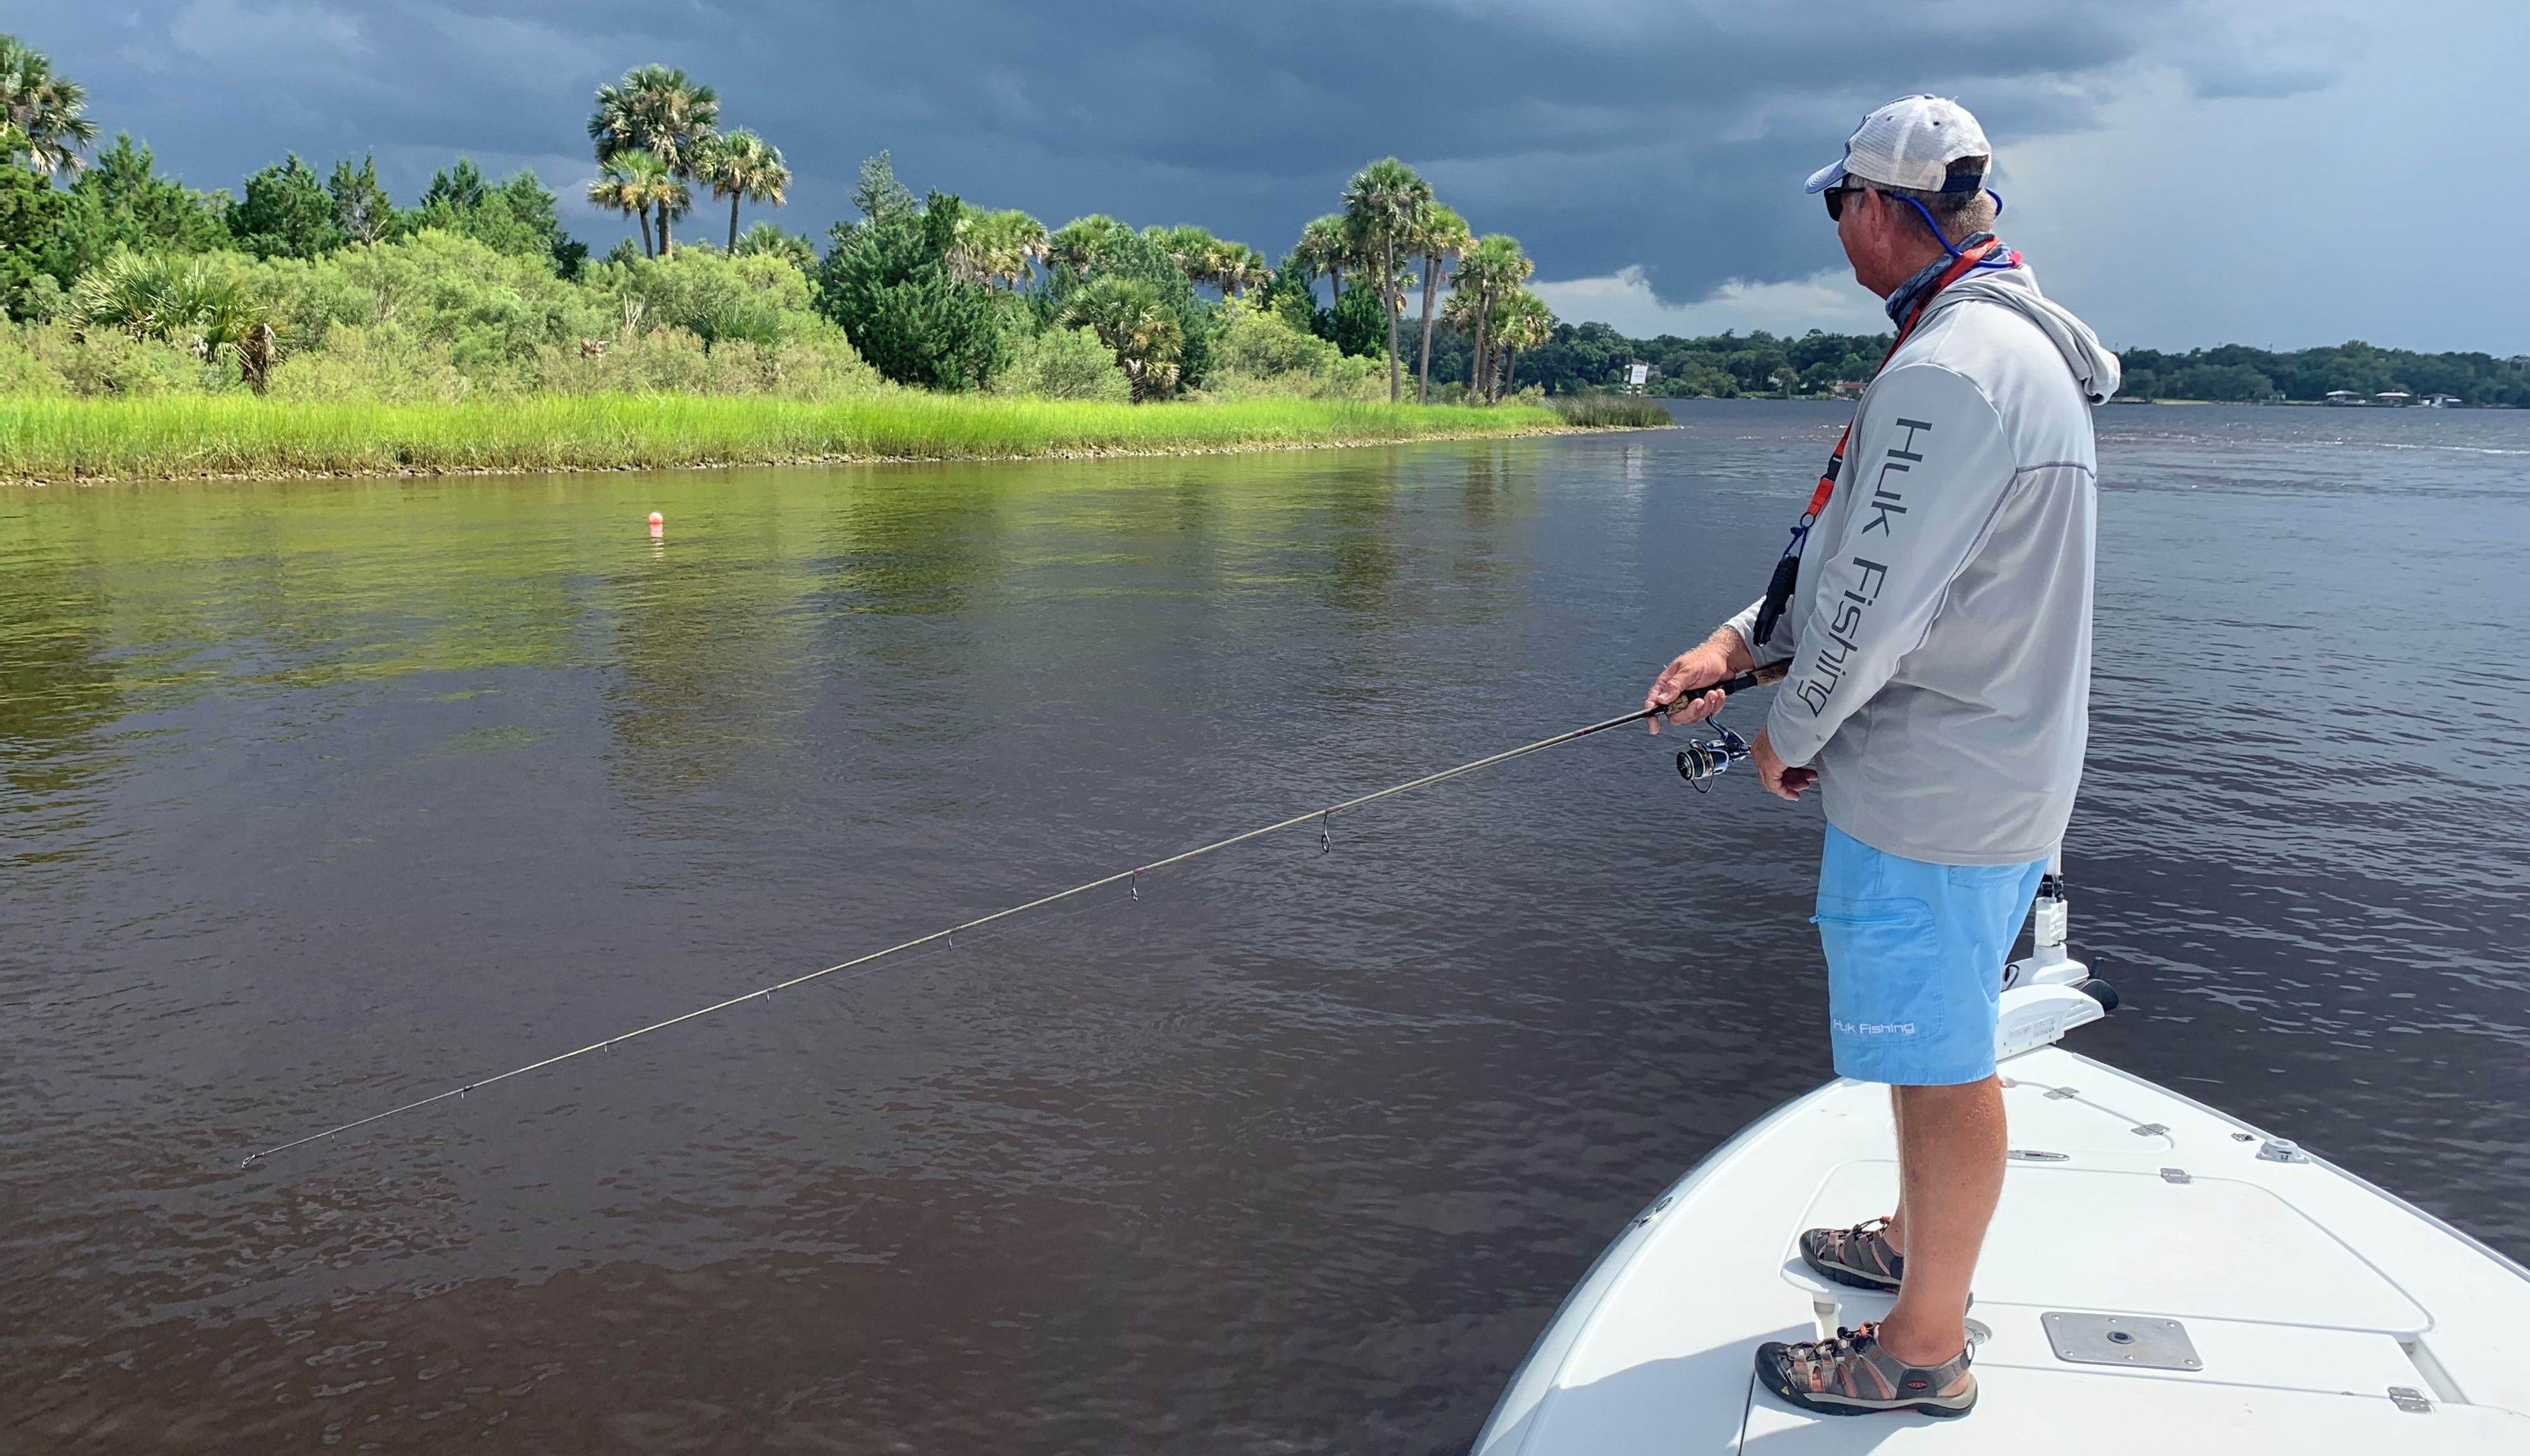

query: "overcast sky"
xmin=23 ymin=1 xmax=2527 ymax=353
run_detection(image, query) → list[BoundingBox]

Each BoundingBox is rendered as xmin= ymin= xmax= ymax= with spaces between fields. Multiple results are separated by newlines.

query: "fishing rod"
xmin=239 ymin=667 xmax=1787 ymax=1167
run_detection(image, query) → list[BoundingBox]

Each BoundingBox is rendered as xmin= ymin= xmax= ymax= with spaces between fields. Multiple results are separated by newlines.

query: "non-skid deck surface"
xmin=1476 ymin=1046 xmax=2530 ymax=1454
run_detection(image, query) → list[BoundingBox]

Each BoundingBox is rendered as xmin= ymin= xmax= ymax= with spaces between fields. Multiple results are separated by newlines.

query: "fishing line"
xmin=239 ymin=672 xmax=1777 ymax=1167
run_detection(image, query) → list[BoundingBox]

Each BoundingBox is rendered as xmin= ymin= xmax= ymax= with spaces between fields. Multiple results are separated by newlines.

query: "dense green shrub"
xmin=261 ymin=325 xmax=474 ymax=403
xmin=993 ymin=324 xmax=1131 ymax=402
xmin=1322 ymin=280 xmax=1387 ymax=360
xmin=532 ymin=330 xmax=877 ymax=399
xmin=260 ymin=323 xmax=879 ymax=403
xmin=1202 ymin=299 xmax=1380 ymax=401
xmin=815 ymin=191 xmax=1005 ymax=390
xmin=247 ymin=230 xmax=607 ymax=363
xmin=0 ymin=228 xmax=883 ymax=403
xmin=0 ymin=320 xmax=217 ymax=396
xmin=593 ymin=247 xmax=822 ymax=349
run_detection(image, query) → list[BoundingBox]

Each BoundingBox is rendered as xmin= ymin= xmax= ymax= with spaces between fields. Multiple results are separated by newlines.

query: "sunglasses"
xmin=1824 ymin=184 xmax=1870 ymax=222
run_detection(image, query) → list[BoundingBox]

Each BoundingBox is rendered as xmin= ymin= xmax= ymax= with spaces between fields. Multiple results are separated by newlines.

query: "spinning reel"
xmin=1675 ymin=720 xmax=1752 ymax=793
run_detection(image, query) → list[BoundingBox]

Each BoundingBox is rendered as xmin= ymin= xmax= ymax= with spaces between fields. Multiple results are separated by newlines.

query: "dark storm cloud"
xmin=29 ymin=2 xmax=2331 ymax=300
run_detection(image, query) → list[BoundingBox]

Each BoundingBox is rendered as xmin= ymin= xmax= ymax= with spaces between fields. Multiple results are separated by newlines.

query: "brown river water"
xmin=4 ymin=401 xmax=2526 ymax=1452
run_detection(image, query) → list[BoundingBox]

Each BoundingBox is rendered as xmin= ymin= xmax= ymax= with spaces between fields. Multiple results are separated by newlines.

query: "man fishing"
xmin=1644 ymin=95 xmax=2120 ymax=1421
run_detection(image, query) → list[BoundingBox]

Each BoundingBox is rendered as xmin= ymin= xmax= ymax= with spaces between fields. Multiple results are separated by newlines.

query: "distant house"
xmin=2324 ymin=390 xmax=2366 ymax=406
xmin=1832 ymin=380 xmax=1867 ymax=396
xmin=2376 ymin=391 xmax=2412 ymax=406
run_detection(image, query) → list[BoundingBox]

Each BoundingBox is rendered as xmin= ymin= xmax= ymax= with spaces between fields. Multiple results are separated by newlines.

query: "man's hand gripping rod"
xmin=1655 ymin=663 xmax=1787 ymax=787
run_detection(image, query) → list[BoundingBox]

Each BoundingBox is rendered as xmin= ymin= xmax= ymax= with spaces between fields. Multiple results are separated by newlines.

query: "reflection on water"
xmin=1 ymin=406 xmax=2524 ymax=1453
xmin=0 ymin=549 xmax=125 ymax=863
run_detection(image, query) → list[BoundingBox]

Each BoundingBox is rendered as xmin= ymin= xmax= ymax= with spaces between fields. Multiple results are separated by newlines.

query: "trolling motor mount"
xmin=1676 ymin=722 xmax=1752 ymax=791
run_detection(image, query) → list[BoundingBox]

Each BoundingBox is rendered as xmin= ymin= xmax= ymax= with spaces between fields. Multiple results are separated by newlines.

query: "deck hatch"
xmin=2042 ymin=1312 xmax=2204 ymax=1371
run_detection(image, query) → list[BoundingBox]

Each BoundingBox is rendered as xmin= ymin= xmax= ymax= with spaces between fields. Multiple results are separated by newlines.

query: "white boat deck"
xmin=1475 ymin=1045 xmax=2530 ymax=1453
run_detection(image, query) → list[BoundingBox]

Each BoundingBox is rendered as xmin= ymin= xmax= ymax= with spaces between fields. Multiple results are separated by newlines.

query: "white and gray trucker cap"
xmin=1804 ymin=95 xmax=1992 ymax=194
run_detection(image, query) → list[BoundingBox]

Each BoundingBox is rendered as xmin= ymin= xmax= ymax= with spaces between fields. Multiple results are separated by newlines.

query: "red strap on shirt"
xmin=1801 ymin=239 xmax=2015 ymax=520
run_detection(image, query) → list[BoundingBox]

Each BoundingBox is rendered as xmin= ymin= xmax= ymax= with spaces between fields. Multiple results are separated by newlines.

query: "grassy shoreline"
xmin=0 ymin=394 xmax=1585 ymax=484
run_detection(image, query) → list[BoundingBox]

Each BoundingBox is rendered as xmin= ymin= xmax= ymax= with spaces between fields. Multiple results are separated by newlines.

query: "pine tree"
xmin=327 ymin=153 xmax=396 ymax=244
xmin=229 ymin=154 xmax=344 ymax=258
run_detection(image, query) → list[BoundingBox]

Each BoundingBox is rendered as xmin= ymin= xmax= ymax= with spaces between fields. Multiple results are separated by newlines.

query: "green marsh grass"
xmin=1547 ymin=392 xmax=1675 ymax=429
xmin=0 ymin=393 xmax=1569 ymax=482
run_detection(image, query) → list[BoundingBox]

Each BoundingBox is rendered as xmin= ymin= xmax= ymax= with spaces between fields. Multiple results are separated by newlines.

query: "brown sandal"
xmin=1800 ymin=1217 xmax=1904 ymax=1293
xmin=1756 ymin=1321 xmax=1976 ymax=1419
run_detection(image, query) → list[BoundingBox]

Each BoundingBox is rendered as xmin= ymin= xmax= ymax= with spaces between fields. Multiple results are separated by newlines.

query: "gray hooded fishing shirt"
xmin=1725 ymin=265 xmax=2122 ymax=865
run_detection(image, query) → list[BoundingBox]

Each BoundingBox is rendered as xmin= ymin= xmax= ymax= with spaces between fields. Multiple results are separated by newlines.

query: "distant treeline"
xmin=1490 ymin=323 xmax=1888 ymax=400
xmin=0 ymin=33 xmax=1558 ymax=409
xmin=2111 ymin=342 xmax=2530 ymax=407
xmin=6 ymin=30 xmax=2521 ymax=410
xmin=1494 ymin=320 xmax=2530 ymax=406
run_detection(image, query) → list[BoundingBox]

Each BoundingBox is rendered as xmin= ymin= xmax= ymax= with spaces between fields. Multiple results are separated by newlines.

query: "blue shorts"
xmin=1814 ymin=824 xmax=2046 ymax=1086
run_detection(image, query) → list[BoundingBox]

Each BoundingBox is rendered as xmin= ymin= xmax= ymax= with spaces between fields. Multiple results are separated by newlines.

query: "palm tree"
xmin=945 ymin=211 xmax=990 ymax=286
xmin=1340 ymin=158 xmax=1434 ymax=402
xmin=1439 ymin=287 xmax=1485 ymax=396
xmin=1214 ymin=241 xmax=1269 ymax=298
xmin=588 ymin=154 xmax=672 ymax=256
xmin=731 ymin=221 xmax=817 ymax=272
xmin=1493 ymin=290 xmax=1556 ymax=401
xmin=637 ymin=157 xmax=691 ymax=256
xmin=1294 ymin=213 xmax=1351 ymax=307
xmin=1058 ymin=274 xmax=1183 ymax=402
xmin=951 ymin=208 xmax=1048 ymax=289
xmin=1408 ymin=202 xmax=1471 ymax=405
xmin=1449 ymin=234 xmax=1533 ymax=403
xmin=1048 ymin=214 xmax=1135 ymax=280
xmin=587 ymin=64 xmax=719 ymax=253
xmin=0 ymin=35 xmax=98 ymax=178
xmin=696 ymin=129 xmax=789 ymax=251
xmin=1146 ymin=223 xmax=1219 ymax=287
xmin=71 ymin=250 xmax=276 ymax=389
xmin=997 ymin=210 xmax=1050 ymax=287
